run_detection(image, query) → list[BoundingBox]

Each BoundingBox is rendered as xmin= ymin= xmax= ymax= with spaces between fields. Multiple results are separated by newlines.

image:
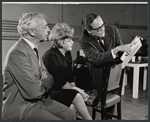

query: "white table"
xmin=121 ymin=62 xmax=148 ymax=99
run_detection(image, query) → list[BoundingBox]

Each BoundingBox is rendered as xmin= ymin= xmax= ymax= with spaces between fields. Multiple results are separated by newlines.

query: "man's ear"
xmin=87 ymin=29 xmax=91 ymax=34
xmin=28 ymin=29 xmax=35 ymax=37
xmin=85 ymin=27 xmax=91 ymax=34
xmin=88 ymin=31 xmax=91 ymax=34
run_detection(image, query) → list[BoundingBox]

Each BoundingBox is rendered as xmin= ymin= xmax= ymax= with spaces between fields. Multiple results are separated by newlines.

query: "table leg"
xmin=132 ymin=66 xmax=139 ymax=99
xmin=143 ymin=67 xmax=147 ymax=90
xmin=122 ymin=68 xmax=127 ymax=95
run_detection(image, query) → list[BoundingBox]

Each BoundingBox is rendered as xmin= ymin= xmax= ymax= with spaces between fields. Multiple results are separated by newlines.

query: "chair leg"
xmin=101 ymin=107 xmax=107 ymax=120
xmin=92 ymin=107 xmax=96 ymax=120
xmin=106 ymin=105 xmax=115 ymax=120
xmin=117 ymin=102 xmax=121 ymax=120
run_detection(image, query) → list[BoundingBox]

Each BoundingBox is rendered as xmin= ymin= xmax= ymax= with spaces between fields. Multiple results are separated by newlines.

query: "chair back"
xmin=107 ymin=64 xmax=122 ymax=91
xmin=85 ymin=63 xmax=124 ymax=120
xmin=100 ymin=63 xmax=123 ymax=105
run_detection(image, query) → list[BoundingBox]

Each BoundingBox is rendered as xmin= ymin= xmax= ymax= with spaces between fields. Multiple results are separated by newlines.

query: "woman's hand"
xmin=62 ymin=82 xmax=89 ymax=101
xmin=79 ymin=89 xmax=89 ymax=101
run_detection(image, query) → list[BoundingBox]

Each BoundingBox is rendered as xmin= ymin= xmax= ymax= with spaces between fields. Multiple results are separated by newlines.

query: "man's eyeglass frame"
xmin=91 ymin=22 xmax=105 ymax=32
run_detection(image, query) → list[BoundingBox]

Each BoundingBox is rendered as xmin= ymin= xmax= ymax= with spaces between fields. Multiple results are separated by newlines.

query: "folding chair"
xmin=86 ymin=64 xmax=125 ymax=120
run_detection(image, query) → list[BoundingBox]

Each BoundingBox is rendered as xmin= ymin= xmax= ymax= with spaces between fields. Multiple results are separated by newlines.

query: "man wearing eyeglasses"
xmin=79 ymin=13 xmax=132 ymax=119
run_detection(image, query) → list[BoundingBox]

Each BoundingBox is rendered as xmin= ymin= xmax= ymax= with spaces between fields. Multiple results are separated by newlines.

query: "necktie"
xmin=33 ymin=47 xmax=39 ymax=60
xmin=98 ymin=39 xmax=104 ymax=46
xmin=98 ymin=38 xmax=106 ymax=51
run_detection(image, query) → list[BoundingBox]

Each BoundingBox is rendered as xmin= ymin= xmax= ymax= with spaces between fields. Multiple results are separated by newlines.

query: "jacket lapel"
xmin=104 ymin=26 xmax=113 ymax=51
xmin=19 ymin=38 xmax=40 ymax=66
xmin=84 ymin=30 xmax=106 ymax=52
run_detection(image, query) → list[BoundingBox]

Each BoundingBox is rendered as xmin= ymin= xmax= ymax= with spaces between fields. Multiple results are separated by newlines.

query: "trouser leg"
xmin=93 ymin=85 xmax=101 ymax=107
xmin=45 ymin=100 xmax=76 ymax=120
xmin=40 ymin=109 xmax=61 ymax=120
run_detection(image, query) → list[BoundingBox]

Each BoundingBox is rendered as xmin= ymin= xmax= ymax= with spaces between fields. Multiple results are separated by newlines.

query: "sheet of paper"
xmin=121 ymin=36 xmax=142 ymax=68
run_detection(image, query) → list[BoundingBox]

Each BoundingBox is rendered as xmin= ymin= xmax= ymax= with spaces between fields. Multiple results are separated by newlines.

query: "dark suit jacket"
xmin=42 ymin=47 xmax=74 ymax=90
xmin=79 ymin=25 xmax=123 ymax=86
xmin=2 ymin=38 xmax=53 ymax=120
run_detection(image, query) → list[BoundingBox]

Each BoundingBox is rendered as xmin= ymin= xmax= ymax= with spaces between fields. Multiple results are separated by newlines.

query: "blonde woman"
xmin=42 ymin=23 xmax=92 ymax=120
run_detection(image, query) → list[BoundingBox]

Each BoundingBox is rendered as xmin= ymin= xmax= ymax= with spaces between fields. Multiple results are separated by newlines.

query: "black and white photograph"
xmin=2 ymin=1 xmax=148 ymax=120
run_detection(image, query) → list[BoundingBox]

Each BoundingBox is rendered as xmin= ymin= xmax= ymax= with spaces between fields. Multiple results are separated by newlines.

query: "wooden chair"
xmin=86 ymin=64 xmax=125 ymax=120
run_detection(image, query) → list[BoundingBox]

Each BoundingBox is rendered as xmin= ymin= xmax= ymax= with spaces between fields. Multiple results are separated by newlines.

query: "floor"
xmin=121 ymin=85 xmax=148 ymax=120
xmin=121 ymin=68 xmax=148 ymax=120
xmin=87 ymin=84 xmax=148 ymax=120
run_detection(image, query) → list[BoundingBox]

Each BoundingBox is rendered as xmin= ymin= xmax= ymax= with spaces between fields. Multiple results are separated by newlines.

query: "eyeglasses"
xmin=92 ymin=22 xmax=105 ymax=32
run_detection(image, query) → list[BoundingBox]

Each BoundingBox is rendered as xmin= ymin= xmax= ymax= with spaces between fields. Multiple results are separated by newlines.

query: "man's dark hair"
xmin=84 ymin=13 xmax=99 ymax=30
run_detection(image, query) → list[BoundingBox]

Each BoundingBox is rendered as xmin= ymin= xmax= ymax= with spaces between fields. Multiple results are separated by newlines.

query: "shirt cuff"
xmin=111 ymin=49 xmax=117 ymax=59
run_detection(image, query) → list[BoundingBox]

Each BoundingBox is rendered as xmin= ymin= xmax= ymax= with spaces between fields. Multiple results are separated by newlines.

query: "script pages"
xmin=121 ymin=36 xmax=142 ymax=68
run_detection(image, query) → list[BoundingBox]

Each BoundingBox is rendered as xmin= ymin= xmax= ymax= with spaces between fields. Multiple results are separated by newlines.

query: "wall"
xmin=2 ymin=3 xmax=148 ymax=71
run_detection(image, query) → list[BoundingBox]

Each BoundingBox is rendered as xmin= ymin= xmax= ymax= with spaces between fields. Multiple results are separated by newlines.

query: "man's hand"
xmin=113 ymin=44 xmax=132 ymax=55
xmin=41 ymin=71 xmax=47 ymax=80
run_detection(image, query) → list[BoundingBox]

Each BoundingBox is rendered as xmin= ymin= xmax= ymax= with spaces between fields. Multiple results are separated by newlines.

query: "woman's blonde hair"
xmin=49 ymin=23 xmax=74 ymax=48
